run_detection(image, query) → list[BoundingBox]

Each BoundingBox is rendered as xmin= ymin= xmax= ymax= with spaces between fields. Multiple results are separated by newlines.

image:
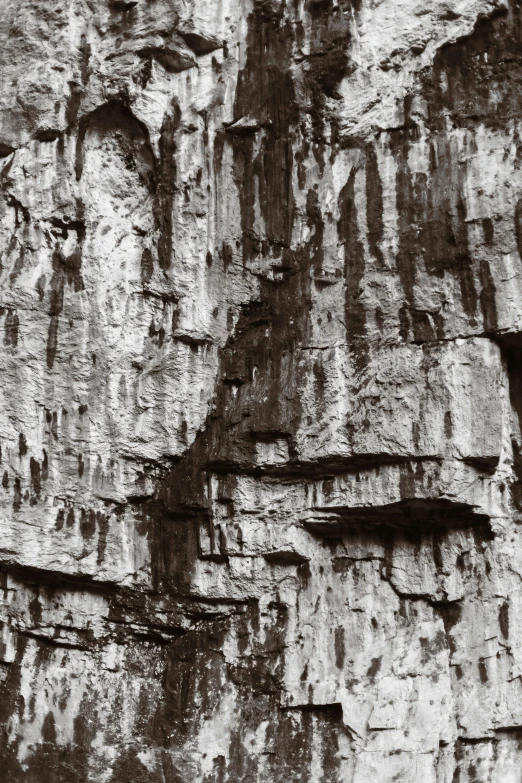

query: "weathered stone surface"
xmin=2 ymin=0 xmax=522 ymax=780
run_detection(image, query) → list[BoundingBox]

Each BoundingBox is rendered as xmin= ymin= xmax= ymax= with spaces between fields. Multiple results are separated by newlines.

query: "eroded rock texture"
xmin=2 ymin=0 xmax=522 ymax=780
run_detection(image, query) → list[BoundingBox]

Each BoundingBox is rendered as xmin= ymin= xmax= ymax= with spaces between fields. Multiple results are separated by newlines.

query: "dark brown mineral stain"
xmin=46 ymin=246 xmax=84 ymax=370
xmin=420 ymin=630 xmax=447 ymax=664
xmin=18 ymin=434 xmax=27 ymax=458
xmin=55 ymin=508 xmax=65 ymax=531
xmin=391 ymin=130 xmax=477 ymax=339
xmin=232 ymin=4 xmax=297 ymax=255
xmin=425 ymin=4 xmax=516 ymax=133
xmin=12 ymin=6 xmax=515 ymax=780
xmin=398 ymin=461 xmax=416 ymax=497
xmin=478 ymin=257 xmax=497 ymax=333
xmin=386 ymin=2 xmax=522 ymax=341
xmin=365 ymin=145 xmax=384 ymax=267
xmin=161 ymin=1 xmax=323 ymax=511
xmin=318 ymin=709 xmax=343 ymax=783
xmin=499 ymin=600 xmax=509 ymax=639
xmin=13 ymin=478 xmax=22 ymax=512
xmin=500 ymin=340 xmax=522 ymax=508
xmin=0 ymin=638 xmax=58 ymax=783
xmin=12 ymin=695 xmax=97 ymax=783
xmin=141 ymin=247 xmax=154 ymax=283
xmin=305 ymin=0 xmax=353 ymax=137
xmin=108 ymin=747 xmax=162 ymax=783
xmin=444 ymin=411 xmax=453 ymax=439
xmin=147 ymin=498 xmax=202 ymax=595
xmin=435 ymin=602 xmax=463 ymax=656
xmin=66 ymin=82 xmax=85 ymax=132
xmin=482 ymin=217 xmax=494 ymax=244
xmin=79 ymin=509 xmax=96 ymax=539
xmin=79 ymin=34 xmax=91 ymax=87
xmin=96 ymin=512 xmax=110 ymax=565
xmin=366 ymin=655 xmax=382 ymax=681
xmin=516 ymin=199 xmax=522 ymax=264
xmin=41 ymin=711 xmax=57 ymax=744
xmin=4 ymin=309 xmax=19 ymax=347
xmin=334 ymin=626 xmax=345 ymax=668
xmin=306 ymin=186 xmax=325 ymax=275
xmin=153 ymin=622 xmax=229 ymax=745
xmin=29 ymin=457 xmax=41 ymax=499
xmin=155 ymin=100 xmax=180 ymax=271
xmin=5 ymin=194 xmax=30 ymax=228
xmin=478 ymin=658 xmax=489 ymax=684
xmin=338 ymin=164 xmax=367 ymax=372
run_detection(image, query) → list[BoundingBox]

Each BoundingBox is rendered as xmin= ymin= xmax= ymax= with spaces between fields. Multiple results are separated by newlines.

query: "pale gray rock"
xmin=1 ymin=0 xmax=522 ymax=781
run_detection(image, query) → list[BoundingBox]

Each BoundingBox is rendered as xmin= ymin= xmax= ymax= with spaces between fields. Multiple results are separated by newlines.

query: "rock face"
xmin=3 ymin=0 xmax=522 ymax=779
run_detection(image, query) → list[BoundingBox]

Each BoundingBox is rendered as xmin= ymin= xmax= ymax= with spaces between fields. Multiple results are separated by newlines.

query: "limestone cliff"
xmin=1 ymin=0 xmax=522 ymax=780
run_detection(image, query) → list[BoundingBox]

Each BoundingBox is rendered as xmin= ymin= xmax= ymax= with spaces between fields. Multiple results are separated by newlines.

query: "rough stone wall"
xmin=2 ymin=0 xmax=522 ymax=780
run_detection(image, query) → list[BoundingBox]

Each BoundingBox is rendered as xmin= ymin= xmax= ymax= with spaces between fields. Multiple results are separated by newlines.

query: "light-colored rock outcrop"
xmin=2 ymin=0 xmax=522 ymax=780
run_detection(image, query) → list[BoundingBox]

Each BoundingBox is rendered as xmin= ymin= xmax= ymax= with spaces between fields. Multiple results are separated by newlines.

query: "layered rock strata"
xmin=2 ymin=0 xmax=522 ymax=780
